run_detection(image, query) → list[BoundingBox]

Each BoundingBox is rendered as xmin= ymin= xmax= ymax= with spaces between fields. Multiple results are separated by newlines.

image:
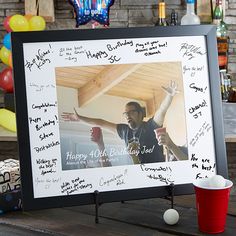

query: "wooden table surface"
xmin=0 ymin=194 xmax=235 ymax=236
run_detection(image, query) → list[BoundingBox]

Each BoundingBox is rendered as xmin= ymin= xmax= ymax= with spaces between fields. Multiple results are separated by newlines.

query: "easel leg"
xmin=94 ymin=190 xmax=100 ymax=223
xmin=170 ymin=183 xmax=174 ymax=209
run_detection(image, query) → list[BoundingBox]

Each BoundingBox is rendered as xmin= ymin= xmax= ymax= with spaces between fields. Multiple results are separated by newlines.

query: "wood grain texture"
xmin=38 ymin=0 xmax=55 ymax=22
xmin=0 ymin=195 xmax=234 ymax=235
xmin=0 ymin=141 xmax=18 ymax=161
xmin=24 ymin=0 xmax=37 ymax=16
xmin=56 ymin=62 xmax=183 ymax=110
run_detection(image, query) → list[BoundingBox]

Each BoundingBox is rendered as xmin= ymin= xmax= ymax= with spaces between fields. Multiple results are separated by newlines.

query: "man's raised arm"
xmin=153 ymin=80 xmax=179 ymax=126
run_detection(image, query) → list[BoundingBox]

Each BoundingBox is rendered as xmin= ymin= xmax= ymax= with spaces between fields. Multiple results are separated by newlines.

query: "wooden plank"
xmin=0 ymin=194 xmax=234 ymax=235
xmin=0 ymin=141 xmax=18 ymax=161
xmin=55 ymin=62 xmax=183 ymax=107
xmin=0 ymin=207 xmax=173 ymax=236
xmin=146 ymin=98 xmax=155 ymax=117
xmin=228 ymin=199 xmax=236 ymax=216
xmin=38 ymin=0 xmax=55 ymax=22
xmin=24 ymin=0 xmax=37 ymax=16
xmin=75 ymin=197 xmax=236 ymax=236
xmin=0 ymin=127 xmax=17 ymax=142
xmin=78 ymin=64 xmax=142 ymax=107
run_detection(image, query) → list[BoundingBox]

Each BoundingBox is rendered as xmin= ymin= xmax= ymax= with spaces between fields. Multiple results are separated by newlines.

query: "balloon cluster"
xmin=0 ymin=14 xmax=46 ymax=92
xmin=0 ymin=14 xmax=46 ymax=132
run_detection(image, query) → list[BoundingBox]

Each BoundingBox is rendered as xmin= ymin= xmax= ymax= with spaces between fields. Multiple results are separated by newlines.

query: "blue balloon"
xmin=69 ymin=0 xmax=114 ymax=27
xmin=3 ymin=33 xmax=11 ymax=50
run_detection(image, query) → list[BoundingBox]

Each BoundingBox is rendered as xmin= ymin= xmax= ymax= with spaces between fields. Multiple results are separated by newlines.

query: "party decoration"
xmin=28 ymin=16 xmax=46 ymax=31
xmin=0 ymin=46 xmax=11 ymax=66
xmin=24 ymin=14 xmax=33 ymax=21
xmin=3 ymin=16 xmax=12 ymax=32
xmin=0 ymin=108 xmax=16 ymax=132
xmin=0 ymin=67 xmax=13 ymax=93
xmin=3 ymin=33 xmax=11 ymax=50
xmin=69 ymin=0 xmax=114 ymax=27
xmin=9 ymin=14 xmax=29 ymax=32
xmin=8 ymin=52 xmax=12 ymax=68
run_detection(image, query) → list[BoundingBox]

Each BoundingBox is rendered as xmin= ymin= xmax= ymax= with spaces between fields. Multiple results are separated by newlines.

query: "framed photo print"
xmin=11 ymin=25 xmax=228 ymax=210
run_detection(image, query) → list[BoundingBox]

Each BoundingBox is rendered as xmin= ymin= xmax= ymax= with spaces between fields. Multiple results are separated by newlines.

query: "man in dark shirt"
xmin=62 ymin=81 xmax=188 ymax=164
xmin=117 ymin=101 xmax=164 ymax=163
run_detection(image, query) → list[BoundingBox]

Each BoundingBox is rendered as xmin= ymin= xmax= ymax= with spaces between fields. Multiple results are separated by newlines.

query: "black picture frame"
xmin=11 ymin=25 xmax=228 ymax=211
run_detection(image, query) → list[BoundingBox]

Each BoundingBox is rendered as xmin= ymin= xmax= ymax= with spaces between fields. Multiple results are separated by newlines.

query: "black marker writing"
xmin=65 ymin=56 xmax=77 ymax=62
xmin=189 ymin=83 xmax=206 ymax=93
xmin=61 ymin=178 xmax=92 ymax=195
xmin=106 ymin=40 xmax=133 ymax=51
xmin=85 ymin=50 xmax=108 ymax=60
xmin=183 ymin=65 xmax=191 ymax=74
xmin=25 ymin=44 xmax=52 ymax=71
xmin=190 ymin=122 xmax=212 ymax=147
xmin=35 ymin=119 xmax=56 ymax=131
xmin=29 ymin=117 xmax=41 ymax=124
xmin=189 ymin=99 xmax=207 ymax=119
xmin=195 ymin=162 xmax=216 ymax=179
xmin=34 ymin=140 xmax=60 ymax=153
xmin=36 ymin=158 xmax=58 ymax=176
xmin=192 ymin=163 xmax=199 ymax=168
xmin=146 ymin=174 xmax=174 ymax=185
xmin=196 ymin=173 xmax=209 ymax=179
xmin=32 ymin=102 xmax=57 ymax=110
xmin=140 ymin=164 xmax=173 ymax=184
xmin=108 ymin=55 xmax=121 ymax=63
xmin=180 ymin=43 xmax=206 ymax=60
xmin=35 ymin=177 xmax=45 ymax=185
xmin=29 ymin=83 xmax=55 ymax=92
xmin=144 ymin=50 xmax=161 ymax=56
xmin=135 ymin=40 xmax=167 ymax=57
xmin=191 ymin=154 xmax=199 ymax=168
xmin=136 ymin=42 xmax=150 ymax=49
xmin=74 ymin=46 xmax=85 ymax=54
xmin=41 ymin=169 xmax=56 ymax=176
xmin=201 ymin=158 xmax=215 ymax=171
xmin=135 ymin=48 xmax=148 ymax=53
xmin=140 ymin=164 xmax=172 ymax=172
xmin=191 ymin=153 xmax=198 ymax=161
xmin=58 ymin=46 xmax=85 ymax=63
xmin=39 ymin=132 xmax=54 ymax=141
xmin=99 ymin=169 xmax=127 ymax=187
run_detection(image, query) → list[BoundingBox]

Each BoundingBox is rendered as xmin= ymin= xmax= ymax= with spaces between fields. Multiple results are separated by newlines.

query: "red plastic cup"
xmin=194 ymin=178 xmax=233 ymax=234
xmin=91 ymin=127 xmax=101 ymax=142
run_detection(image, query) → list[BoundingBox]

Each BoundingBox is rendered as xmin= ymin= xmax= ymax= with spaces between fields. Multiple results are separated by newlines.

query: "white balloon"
xmin=163 ymin=208 xmax=179 ymax=225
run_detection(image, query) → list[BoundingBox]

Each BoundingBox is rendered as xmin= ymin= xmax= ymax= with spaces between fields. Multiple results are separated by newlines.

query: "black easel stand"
xmin=165 ymin=183 xmax=174 ymax=208
xmin=94 ymin=190 xmax=100 ymax=223
xmin=93 ymin=190 xmax=124 ymax=223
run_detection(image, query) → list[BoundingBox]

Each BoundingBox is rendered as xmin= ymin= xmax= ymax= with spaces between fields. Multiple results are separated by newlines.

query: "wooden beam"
xmin=78 ymin=64 xmax=142 ymax=107
xmin=38 ymin=0 xmax=55 ymax=22
xmin=145 ymin=91 xmax=163 ymax=118
xmin=25 ymin=0 xmax=37 ymax=16
xmin=25 ymin=0 xmax=55 ymax=22
xmin=146 ymin=98 xmax=155 ymax=118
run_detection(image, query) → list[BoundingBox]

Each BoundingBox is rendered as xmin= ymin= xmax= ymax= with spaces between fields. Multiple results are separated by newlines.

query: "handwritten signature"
xmin=25 ymin=45 xmax=52 ymax=71
xmin=180 ymin=43 xmax=206 ymax=60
